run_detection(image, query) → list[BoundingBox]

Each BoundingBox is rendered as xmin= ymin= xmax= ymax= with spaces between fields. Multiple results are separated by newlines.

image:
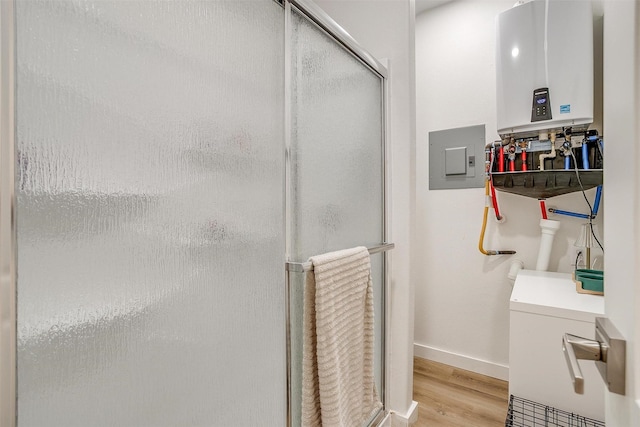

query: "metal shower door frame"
xmin=0 ymin=0 xmax=17 ymax=425
xmin=0 ymin=0 xmax=389 ymax=425
xmin=283 ymin=1 xmax=389 ymax=425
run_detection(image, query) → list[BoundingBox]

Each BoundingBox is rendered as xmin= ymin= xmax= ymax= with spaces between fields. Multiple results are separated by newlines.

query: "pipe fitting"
xmin=538 ymin=132 xmax=557 ymax=171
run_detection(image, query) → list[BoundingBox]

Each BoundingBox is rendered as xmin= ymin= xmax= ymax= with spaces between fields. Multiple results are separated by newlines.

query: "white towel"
xmin=301 ymin=247 xmax=382 ymax=427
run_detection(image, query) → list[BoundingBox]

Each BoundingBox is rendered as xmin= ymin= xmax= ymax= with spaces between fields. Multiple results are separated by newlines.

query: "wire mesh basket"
xmin=505 ymin=395 xmax=605 ymax=427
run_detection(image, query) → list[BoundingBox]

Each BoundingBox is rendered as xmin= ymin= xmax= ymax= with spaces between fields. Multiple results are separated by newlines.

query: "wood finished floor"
xmin=412 ymin=357 xmax=510 ymax=427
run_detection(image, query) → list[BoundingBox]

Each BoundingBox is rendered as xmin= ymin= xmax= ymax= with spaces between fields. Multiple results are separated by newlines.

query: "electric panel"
xmin=429 ymin=125 xmax=485 ymax=190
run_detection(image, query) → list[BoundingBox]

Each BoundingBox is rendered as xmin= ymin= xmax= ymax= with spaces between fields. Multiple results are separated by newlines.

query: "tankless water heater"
xmin=496 ymin=0 xmax=593 ymax=138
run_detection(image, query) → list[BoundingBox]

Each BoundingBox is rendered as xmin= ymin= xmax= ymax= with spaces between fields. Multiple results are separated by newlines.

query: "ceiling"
xmin=415 ymin=0 xmax=452 ymax=15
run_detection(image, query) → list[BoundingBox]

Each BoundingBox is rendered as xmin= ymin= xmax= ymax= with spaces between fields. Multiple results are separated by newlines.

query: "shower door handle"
xmin=562 ymin=333 xmax=603 ymax=394
xmin=562 ymin=317 xmax=626 ymax=396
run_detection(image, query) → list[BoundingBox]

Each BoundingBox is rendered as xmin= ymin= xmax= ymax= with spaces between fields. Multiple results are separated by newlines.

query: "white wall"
xmin=602 ymin=1 xmax=639 ymax=424
xmin=312 ymin=0 xmax=417 ymax=422
xmin=415 ymin=0 xmax=604 ymax=380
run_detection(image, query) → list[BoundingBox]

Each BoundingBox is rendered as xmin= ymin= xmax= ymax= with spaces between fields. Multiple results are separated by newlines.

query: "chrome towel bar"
xmin=285 ymin=243 xmax=395 ymax=273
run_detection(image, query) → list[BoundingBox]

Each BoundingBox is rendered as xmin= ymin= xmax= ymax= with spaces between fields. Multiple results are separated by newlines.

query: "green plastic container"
xmin=575 ymin=269 xmax=604 ymax=293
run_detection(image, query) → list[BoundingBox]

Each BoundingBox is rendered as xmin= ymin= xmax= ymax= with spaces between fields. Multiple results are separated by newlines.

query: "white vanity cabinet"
xmin=509 ymin=270 xmax=605 ymax=421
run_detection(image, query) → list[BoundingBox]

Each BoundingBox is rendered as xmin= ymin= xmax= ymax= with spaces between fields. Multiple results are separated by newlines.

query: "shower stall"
xmin=0 ymin=0 xmax=389 ymax=426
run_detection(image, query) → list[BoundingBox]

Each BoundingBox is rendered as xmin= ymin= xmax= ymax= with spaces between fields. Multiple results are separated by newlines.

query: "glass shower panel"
xmin=289 ymin=7 xmax=385 ymax=427
xmin=290 ymin=10 xmax=384 ymax=258
xmin=15 ymin=1 xmax=285 ymax=426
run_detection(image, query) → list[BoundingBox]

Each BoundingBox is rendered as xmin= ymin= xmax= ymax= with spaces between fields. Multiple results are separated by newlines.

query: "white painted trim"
xmin=414 ymin=343 xmax=509 ymax=381
xmin=376 ymin=412 xmax=392 ymax=427
xmin=390 ymin=401 xmax=419 ymax=427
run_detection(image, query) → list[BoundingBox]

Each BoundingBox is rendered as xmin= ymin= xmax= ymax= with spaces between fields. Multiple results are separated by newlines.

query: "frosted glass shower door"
xmin=14 ymin=1 xmax=285 ymax=426
xmin=288 ymin=6 xmax=386 ymax=426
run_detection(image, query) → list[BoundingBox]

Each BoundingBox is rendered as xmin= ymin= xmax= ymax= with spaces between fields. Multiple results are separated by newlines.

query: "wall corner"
xmin=390 ymin=401 xmax=419 ymax=427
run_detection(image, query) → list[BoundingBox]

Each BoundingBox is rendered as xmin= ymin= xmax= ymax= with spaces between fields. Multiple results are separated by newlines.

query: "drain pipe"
xmin=535 ymin=218 xmax=561 ymax=271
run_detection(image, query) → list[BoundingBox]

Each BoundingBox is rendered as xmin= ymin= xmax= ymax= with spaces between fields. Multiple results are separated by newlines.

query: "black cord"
xmin=589 ymin=222 xmax=604 ymax=253
xmin=569 ymin=150 xmax=593 ymax=211
xmin=575 ymin=250 xmax=583 ymax=269
xmin=569 ymin=148 xmax=604 ymax=252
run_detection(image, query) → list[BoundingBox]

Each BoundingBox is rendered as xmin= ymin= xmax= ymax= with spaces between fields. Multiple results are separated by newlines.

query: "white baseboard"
xmin=390 ymin=401 xmax=419 ymax=427
xmin=414 ymin=343 xmax=509 ymax=381
xmin=376 ymin=412 xmax=392 ymax=427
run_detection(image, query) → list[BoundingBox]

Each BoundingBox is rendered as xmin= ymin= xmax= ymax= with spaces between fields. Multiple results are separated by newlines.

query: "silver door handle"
xmin=562 ymin=317 xmax=626 ymax=396
xmin=562 ymin=333 xmax=605 ymax=394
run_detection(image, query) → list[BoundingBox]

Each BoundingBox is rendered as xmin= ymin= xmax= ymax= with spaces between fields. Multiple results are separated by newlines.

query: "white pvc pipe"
xmin=507 ymin=259 xmax=525 ymax=282
xmin=535 ymin=219 xmax=561 ymax=271
xmin=538 ymin=132 xmax=556 ymax=170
